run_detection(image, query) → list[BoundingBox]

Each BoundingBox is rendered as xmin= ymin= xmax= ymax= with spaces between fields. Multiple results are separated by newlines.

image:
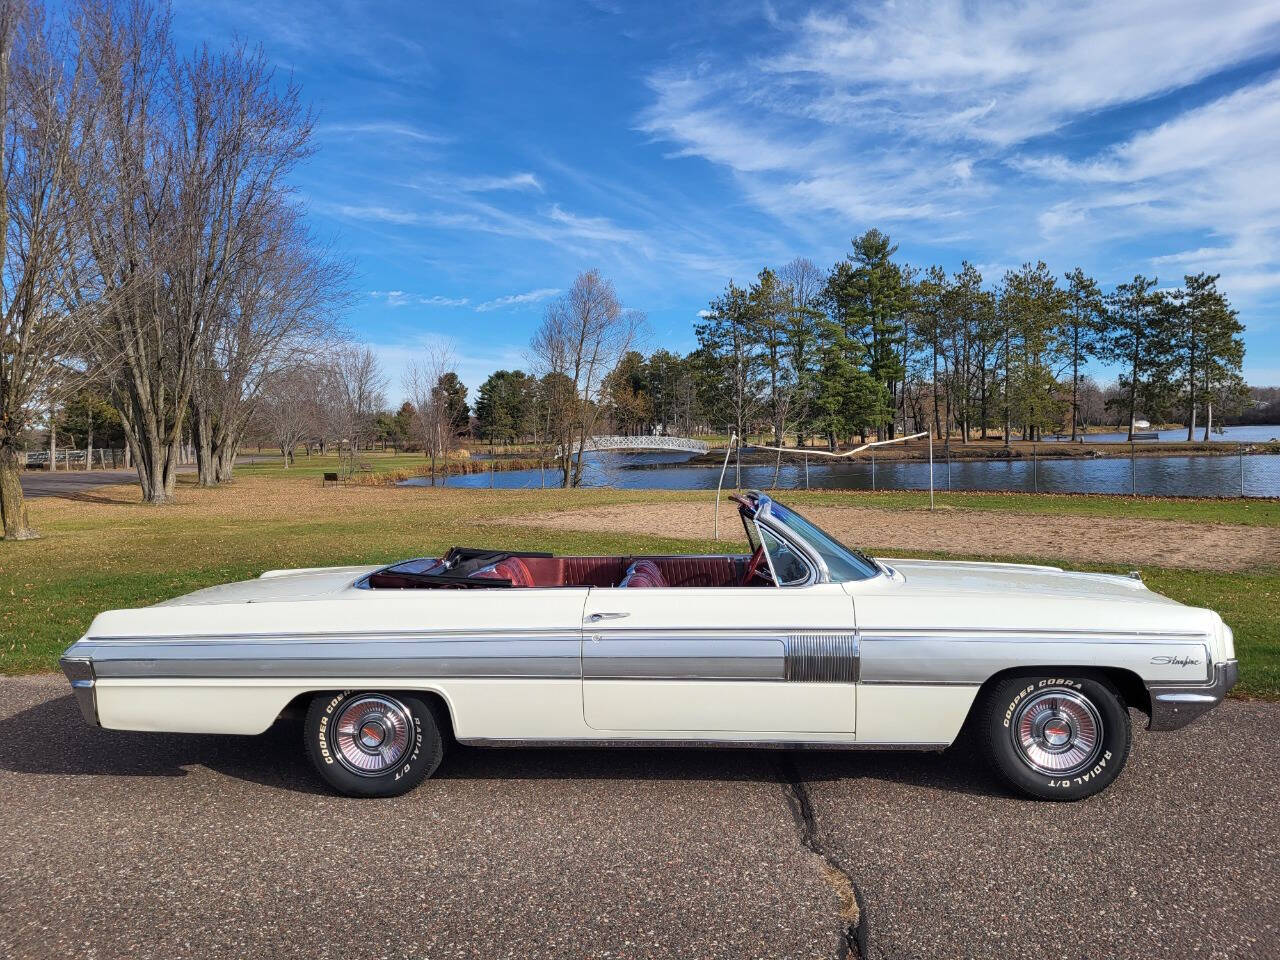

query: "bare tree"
xmin=0 ymin=1 xmax=95 ymax=539
xmin=327 ymin=343 xmax=385 ymax=467
xmin=402 ymin=339 xmax=461 ymax=485
xmin=190 ymin=204 xmax=346 ymax=485
xmin=530 ymin=270 xmax=642 ymax=487
xmin=73 ymin=2 xmax=316 ymax=502
xmin=257 ymin=362 xmax=321 ymax=466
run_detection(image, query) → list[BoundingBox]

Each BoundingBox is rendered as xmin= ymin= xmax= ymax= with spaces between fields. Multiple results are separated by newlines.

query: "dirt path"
xmin=496 ymin=502 xmax=1279 ymax=572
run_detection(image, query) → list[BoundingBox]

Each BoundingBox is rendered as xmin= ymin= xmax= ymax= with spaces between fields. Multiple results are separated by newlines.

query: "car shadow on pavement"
xmin=0 ymin=694 xmax=332 ymax=795
xmin=2 ymin=693 xmax=1007 ymax=799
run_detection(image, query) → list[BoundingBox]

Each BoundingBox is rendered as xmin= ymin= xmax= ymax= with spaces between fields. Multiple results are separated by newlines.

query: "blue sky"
xmin=177 ymin=0 xmax=1280 ymax=400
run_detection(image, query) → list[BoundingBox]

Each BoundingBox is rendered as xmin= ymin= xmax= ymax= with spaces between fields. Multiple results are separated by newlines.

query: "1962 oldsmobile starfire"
xmin=60 ymin=492 xmax=1237 ymax=800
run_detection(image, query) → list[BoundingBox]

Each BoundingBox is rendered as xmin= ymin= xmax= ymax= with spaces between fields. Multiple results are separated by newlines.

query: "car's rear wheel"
xmin=979 ymin=674 xmax=1131 ymax=801
xmin=305 ymin=691 xmax=445 ymax=797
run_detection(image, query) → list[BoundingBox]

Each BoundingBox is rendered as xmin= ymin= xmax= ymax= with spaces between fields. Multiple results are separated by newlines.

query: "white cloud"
xmin=318 ymin=122 xmax=447 ymax=143
xmin=474 ymin=288 xmax=561 ymax=312
xmin=457 ymin=172 xmax=544 ymax=193
xmin=370 ymin=291 xmax=470 ymax=308
xmin=768 ymin=0 xmax=1280 ymax=147
xmin=331 ymin=204 xmax=422 ymax=225
xmin=637 ymin=0 xmax=1280 ymax=298
xmin=1022 ymin=74 xmax=1280 ymax=292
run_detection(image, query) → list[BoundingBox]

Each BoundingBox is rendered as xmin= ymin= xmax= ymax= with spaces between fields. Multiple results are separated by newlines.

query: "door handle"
xmin=586 ymin=612 xmax=629 ymax=622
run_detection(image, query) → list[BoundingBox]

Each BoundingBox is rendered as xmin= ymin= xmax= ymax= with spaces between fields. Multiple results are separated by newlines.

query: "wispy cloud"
xmin=370 ymin=291 xmax=470 ymax=308
xmin=475 ymin=288 xmax=561 ymax=312
xmin=637 ymin=0 xmax=1280 ymax=299
xmin=457 ymin=172 xmax=544 ymax=193
xmin=317 ymin=122 xmax=448 ymax=144
xmin=1021 ymin=73 xmax=1280 ymax=291
xmin=331 ymin=204 xmax=422 ymax=225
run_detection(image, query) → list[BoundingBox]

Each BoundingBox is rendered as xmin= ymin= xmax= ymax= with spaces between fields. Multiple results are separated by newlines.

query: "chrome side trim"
xmin=458 ymin=737 xmax=949 ymax=751
xmin=583 ymin=637 xmax=784 ymax=681
xmin=784 ymin=633 xmax=859 ymax=683
xmin=860 ymin=634 xmax=1213 ymax=685
xmin=59 ymin=658 xmax=99 ymax=726
xmin=859 ymin=627 xmax=1211 ymax=640
xmin=83 ymin=627 xmax=580 ymax=644
xmin=1147 ymin=660 xmax=1238 ymax=731
xmin=74 ymin=636 xmax=580 ymax=680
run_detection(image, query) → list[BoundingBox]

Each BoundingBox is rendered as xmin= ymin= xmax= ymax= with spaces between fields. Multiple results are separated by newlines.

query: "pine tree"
xmin=1169 ymin=273 xmax=1245 ymax=440
xmin=1063 ymin=268 xmax=1107 ymax=440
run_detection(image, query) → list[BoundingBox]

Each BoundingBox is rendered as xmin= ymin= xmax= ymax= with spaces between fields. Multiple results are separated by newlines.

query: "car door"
xmin=581 ymin=581 xmax=857 ymax=736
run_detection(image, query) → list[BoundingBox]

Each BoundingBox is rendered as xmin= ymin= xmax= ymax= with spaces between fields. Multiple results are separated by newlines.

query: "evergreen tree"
xmin=1102 ymin=275 xmax=1169 ymax=439
xmin=999 ymin=262 xmax=1069 ymax=441
xmin=1063 ymin=269 xmax=1107 ymax=440
xmin=695 ymin=281 xmax=762 ymax=449
xmin=1169 ymin=273 xmax=1245 ymax=440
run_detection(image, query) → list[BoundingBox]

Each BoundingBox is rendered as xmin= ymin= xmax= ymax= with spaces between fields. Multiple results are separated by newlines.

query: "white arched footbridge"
xmin=559 ymin=435 xmax=710 ymax=456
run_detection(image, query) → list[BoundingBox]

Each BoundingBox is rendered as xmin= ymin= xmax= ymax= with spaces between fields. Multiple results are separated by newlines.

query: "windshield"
xmin=767 ymin=501 xmax=880 ymax=582
xmin=759 ymin=526 xmax=811 ymax=585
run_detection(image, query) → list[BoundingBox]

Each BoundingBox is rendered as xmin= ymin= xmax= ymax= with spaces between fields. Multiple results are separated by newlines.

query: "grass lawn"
xmin=3 ymin=469 xmax=1276 ymax=699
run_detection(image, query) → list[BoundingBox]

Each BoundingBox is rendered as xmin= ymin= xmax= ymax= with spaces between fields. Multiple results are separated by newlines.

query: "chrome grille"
xmin=785 ymin=633 xmax=859 ymax=683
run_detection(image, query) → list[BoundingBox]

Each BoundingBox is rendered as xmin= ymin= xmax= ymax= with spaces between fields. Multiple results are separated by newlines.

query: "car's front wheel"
xmin=305 ymin=691 xmax=445 ymax=797
xmin=979 ymin=674 xmax=1131 ymax=801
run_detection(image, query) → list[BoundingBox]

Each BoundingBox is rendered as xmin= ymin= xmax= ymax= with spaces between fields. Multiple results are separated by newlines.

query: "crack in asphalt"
xmin=777 ymin=753 xmax=870 ymax=959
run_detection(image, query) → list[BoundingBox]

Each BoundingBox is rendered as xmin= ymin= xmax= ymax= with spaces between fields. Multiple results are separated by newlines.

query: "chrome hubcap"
xmin=332 ymin=695 xmax=412 ymax=777
xmin=1013 ymin=689 xmax=1103 ymax=776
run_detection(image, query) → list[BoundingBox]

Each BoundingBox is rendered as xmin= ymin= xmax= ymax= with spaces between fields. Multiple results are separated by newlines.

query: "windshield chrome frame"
xmin=750 ymin=493 xmax=825 ymax=585
xmin=746 ymin=490 xmax=879 ymax=586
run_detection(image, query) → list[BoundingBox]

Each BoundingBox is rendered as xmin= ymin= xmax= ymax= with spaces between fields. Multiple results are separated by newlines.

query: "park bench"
xmin=1130 ymin=432 xmax=1160 ymax=441
xmin=322 ymin=471 xmax=341 ymax=485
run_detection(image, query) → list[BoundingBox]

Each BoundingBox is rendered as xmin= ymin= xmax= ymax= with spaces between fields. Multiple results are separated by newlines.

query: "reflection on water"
xmin=403 ymin=448 xmax=1280 ymax=498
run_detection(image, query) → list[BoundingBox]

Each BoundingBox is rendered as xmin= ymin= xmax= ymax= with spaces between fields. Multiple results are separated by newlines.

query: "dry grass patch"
xmin=496 ymin=501 xmax=1280 ymax=573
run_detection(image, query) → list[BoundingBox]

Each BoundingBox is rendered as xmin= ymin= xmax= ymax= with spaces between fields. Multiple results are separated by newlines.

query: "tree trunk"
xmin=1070 ymin=326 xmax=1080 ymax=442
xmin=48 ymin=416 xmax=56 ymax=471
xmin=1127 ymin=350 xmax=1139 ymax=442
xmin=1186 ymin=339 xmax=1196 ymax=442
xmin=0 ymin=441 xmax=37 ymax=540
xmin=191 ymin=403 xmax=216 ymax=486
xmin=214 ymin=438 xmax=236 ymax=483
xmin=86 ymin=419 xmax=95 ymax=473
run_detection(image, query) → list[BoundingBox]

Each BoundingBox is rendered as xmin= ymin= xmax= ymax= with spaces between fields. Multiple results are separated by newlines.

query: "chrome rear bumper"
xmin=59 ymin=657 xmax=99 ymax=727
xmin=1147 ymin=659 xmax=1238 ymax=731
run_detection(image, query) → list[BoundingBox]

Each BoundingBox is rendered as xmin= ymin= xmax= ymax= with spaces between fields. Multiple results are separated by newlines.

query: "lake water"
xmin=1042 ymin=424 xmax=1280 ymax=443
xmin=405 ymin=446 xmax=1280 ymax=498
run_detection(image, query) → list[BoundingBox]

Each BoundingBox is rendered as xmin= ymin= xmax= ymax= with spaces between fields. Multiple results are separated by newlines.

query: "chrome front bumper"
xmin=59 ymin=657 xmax=99 ymax=727
xmin=1147 ymin=659 xmax=1238 ymax=731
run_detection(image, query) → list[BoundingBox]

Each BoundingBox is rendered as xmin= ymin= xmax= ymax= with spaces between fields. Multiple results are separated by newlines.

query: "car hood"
xmin=874 ymin=558 xmax=1177 ymax=604
xmin=154 ymin=565 xmax=381 ymax=606
xmin=857 ymin=557 xmax=1221 ymax=641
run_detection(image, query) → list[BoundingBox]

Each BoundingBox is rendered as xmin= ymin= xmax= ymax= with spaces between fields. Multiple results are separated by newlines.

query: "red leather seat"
xmin=621 ymin=559 xmax=667 ymax=588
xmin=472 ymin=556 xmax=534 ymax=587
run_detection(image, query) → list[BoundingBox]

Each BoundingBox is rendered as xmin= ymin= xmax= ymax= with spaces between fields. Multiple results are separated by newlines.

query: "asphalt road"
xmin=17 ymin=469 xmax=139 ymax=498
xmin=1 ymin=675 xmax=1276 ymax=960
xmin=18 ymin=456 xmax=273 ymax=498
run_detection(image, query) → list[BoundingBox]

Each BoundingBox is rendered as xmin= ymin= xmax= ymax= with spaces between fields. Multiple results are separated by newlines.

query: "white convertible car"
xmin=60 ymin=492 xmax=1236 ymax=800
